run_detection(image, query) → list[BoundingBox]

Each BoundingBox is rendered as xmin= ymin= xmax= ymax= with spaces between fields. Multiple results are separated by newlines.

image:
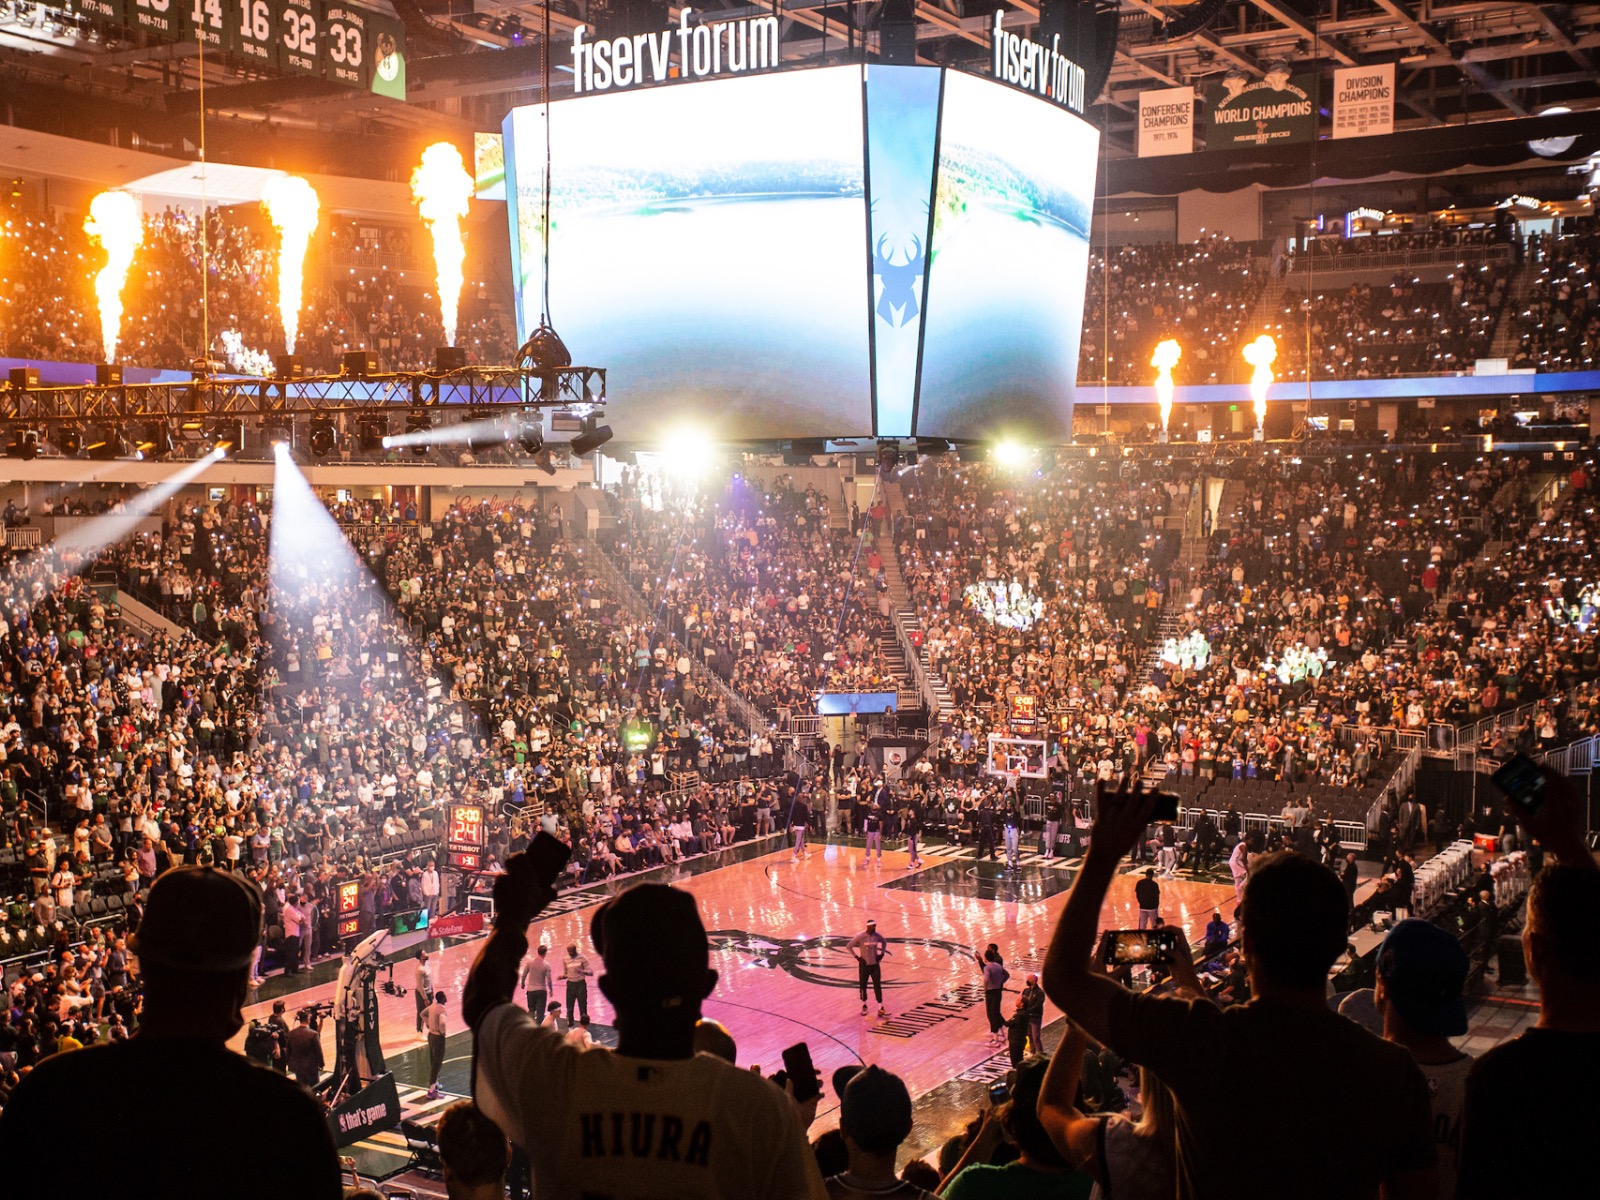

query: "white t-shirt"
xmin=1418 ymin=1053 xmax=1472 ymax=1200
xmin=475 ymin=1004 xmax=826 ymax=1200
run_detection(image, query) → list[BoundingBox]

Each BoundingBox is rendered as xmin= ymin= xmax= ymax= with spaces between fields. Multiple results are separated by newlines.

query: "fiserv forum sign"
xmin=571 ymin=8 xmax=779 ymax=93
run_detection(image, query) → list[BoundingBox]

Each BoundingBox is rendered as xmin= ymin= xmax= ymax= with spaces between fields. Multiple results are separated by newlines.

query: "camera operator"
xmin=464 ymin=839 xmax=825 ymax=1198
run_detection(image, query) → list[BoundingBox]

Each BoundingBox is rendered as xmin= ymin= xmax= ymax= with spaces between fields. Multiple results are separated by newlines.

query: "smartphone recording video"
xmin=1490 ymin=753 xmax=1547 ymax=814
xmin=1099 ymin=927 xmax=1182 ymax=966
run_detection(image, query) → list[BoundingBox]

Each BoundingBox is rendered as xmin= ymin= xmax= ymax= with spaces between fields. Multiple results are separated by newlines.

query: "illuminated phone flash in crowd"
xmin=1151 ymin=338 xmax=1181 ymax=438
xmin=83 ymin=190 xmax=144 ymax=364
xmin=261 ymin=176 xmax=321 ymax=355
xmin=1243 ymin=334 xmax=1277 ymax=433
xmin=410 ymin=142 xmax=474 ymax=347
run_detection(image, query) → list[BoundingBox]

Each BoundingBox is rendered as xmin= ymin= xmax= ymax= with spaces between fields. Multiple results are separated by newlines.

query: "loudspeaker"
xmin=435 ymin=346 xmax=467 ymax=372
xmin=95 ymin=363 xmax=123 ymax=386
xmin=879 ymin=0 xmax=916 ymax=63
xmin=342 ymin=351 xmax=380 ymax=379
xmin=9 ymin=367 xmax=39 ymax=390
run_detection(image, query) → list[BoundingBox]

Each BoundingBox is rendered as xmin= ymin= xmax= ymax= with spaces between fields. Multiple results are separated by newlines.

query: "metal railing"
xmin=2 ymin=527 xmax=42 ymax=549
xmin=892 ymin=609 xmax=942 ymax=718
xmin=584 ymin=535 xmax=768 ymax=736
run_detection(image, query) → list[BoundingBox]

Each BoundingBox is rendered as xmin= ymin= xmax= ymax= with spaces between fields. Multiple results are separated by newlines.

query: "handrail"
xmin=583 ymin=535 xmax=769 ymax=736
xmin=892 ymin=609 xmax=942 ymax=718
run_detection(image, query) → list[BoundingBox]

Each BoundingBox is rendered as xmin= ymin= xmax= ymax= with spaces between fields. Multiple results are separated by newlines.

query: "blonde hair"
xmin=1132 ymin=1067 xmax=1176 ymax=1142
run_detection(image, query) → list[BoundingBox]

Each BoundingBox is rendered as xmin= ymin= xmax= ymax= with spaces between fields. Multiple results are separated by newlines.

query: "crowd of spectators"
xmin=1509 ymin=221 xmax=1600 ymax=372
xmin=1078 ymin=235 xmax=1269 ymax=385
xmin=1273 ymin=266 xmax=1507 ymax=380
xmin=1 ymin=206 xmax=515 ymax=375
xmin=600 ymin=474 xmax=895 ymax=721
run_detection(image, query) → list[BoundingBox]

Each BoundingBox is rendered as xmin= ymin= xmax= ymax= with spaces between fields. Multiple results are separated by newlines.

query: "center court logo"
xmin=706 ymin=929 xmax=973 ymax=989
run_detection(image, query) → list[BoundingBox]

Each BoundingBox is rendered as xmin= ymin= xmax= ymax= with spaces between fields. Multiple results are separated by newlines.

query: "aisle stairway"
xmin=874 ymin=478 xmax=950 ymax=721
xmin=1488 ymin=261 xmax=1538 ymax=360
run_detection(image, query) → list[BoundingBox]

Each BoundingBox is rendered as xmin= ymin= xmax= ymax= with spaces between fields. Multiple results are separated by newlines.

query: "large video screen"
xmin=917 ymin=70 xmax=1098 ymax=441
xmin=505 ymin=68 xmax=873 ymax=442
xmin=503 ymin=65 xmax=1097 ymax=442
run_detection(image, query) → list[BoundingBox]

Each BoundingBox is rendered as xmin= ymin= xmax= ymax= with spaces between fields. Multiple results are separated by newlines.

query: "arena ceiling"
xmin=0 ymin=0 xmax=1596 ymax=191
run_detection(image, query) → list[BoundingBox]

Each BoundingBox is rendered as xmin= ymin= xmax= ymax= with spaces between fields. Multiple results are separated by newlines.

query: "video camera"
xmin=301 ymin=1001 xmax=335 ymax=1032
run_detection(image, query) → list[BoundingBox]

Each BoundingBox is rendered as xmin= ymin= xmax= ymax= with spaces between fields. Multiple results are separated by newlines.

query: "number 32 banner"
xmin=73 ymin=0 xmax=405 ymax=99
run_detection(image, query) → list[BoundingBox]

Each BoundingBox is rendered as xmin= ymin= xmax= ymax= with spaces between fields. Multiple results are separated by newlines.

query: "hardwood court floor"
xmin=241 ymin=838 xmax=1235 ymax=1137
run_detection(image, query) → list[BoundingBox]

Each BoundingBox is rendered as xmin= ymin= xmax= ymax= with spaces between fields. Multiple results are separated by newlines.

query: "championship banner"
xmin=1206 ymin=70 xmax=1318 ymax=149
xmin=1331 ymin=63 xmax=1395 ymax=139
xmin=1138 ymin=86 xmax=1194 ymax=157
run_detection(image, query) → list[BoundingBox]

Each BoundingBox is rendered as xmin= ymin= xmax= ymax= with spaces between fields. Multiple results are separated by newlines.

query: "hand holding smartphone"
xmin=1098 ymin=927 xmax=1183 ymax=966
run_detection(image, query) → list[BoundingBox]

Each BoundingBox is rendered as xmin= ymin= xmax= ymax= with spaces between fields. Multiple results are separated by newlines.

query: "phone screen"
xmin=1490 ymin=754 xmax=1547 ymax=814
xmin=1101 ymin=928 xmax=1181 ymax=966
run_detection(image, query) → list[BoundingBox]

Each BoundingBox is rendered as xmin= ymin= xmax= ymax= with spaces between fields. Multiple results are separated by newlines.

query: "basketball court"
xmin=239 ymin=835 xmax=1234 ymax=1174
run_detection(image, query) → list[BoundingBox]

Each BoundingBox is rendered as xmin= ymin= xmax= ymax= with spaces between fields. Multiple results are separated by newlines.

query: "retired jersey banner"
xmin=1138 ymin=86 xmax=1194 ymax=157
xmin=1206 ymin=70 xmax=1318 ymax=149
xmin=1331 ymin=63 xmax=1395 ymax=139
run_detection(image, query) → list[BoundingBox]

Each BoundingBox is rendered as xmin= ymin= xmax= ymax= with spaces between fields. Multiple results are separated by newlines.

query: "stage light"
xmin=134 ymin=421 xmax=174 ymax=459
xmin=309 ymin=418 xmax=338 ymax=458
xmin=262 ymin=418 xmax=294 ymax=448
xmin=993 ymin=441 xmax=1027 ymax=467
xmin=6 ymin=429 xmax=39 ymax=460
xmin=85 ymin=429 xmax=126 ymax=460
xmin=273 ymin=439 xmax=293 ymax=459
xmin=404 ymin=412 xmax=431 ymax=457
xmin=660 ymin=425 xmax=714 ymax=479
xmin=535 ymin=448 xmax=559 ymax=476
xmin=515 ymin=417 xmax=544 ymax=455
xmin=56 ymin=427 xmax=84 ymax=457
xmin=571 ymin=422 xmax=613 ymax=457
xmin=357 ymin=417 xmax=388 ymax=452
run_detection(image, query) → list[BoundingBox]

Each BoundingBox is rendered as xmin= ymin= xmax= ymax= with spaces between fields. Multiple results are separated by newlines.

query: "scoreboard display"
xmin=447 ymin=802 xmax=486 ymax=872
xmin=62 ymin=0 xmax=405 ymax=98
xmin=335 ymin=878 xmax=362 ymax=938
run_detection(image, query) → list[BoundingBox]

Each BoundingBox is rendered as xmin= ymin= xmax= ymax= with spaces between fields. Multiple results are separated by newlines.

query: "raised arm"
xmin=1036 ymin=1024 xmax=1105 ymax=1185
xmin=463 ymin=853 xmax=556 ymax=1030
xmin=1040 ymin=777 xmax=1156 ymax=1045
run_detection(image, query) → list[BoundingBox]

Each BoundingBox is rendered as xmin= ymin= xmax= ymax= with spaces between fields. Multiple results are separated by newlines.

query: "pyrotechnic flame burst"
xmin=1151 ymin=338 xmax=1181 ymax=432
xmin=410 ymin=143 xmax=474 ymax=347
xmin=1243 ymin=334 xmax=1277 ymax=429
xmin=83 ymin=191 xmax=144 ymax=364
xmin=261 ymin=176 xmax=320 ymax=355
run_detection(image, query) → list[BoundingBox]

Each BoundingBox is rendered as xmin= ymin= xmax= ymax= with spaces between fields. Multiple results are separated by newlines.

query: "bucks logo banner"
xmin=1206 ymin=69 xmax=1318 ymax=150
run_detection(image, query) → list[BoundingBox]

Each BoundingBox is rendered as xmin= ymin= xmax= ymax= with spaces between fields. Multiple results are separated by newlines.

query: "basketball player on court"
xmin=904 ymin=802 xmax=923 ymax=869
xmin=847 ymin=919 xmax=890 ymax=1017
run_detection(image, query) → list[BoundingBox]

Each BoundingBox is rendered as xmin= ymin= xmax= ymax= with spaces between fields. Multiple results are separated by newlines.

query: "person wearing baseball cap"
xmin=0 ymin=866 xmax=340 ymax=1198
xmin=1375 ymin=919 xmax=1472 ymax=1200
xmin=827 ymin=1065 xmax=934 ymax=1198
xmin=467 ymin=861 xmax=825 ymax=1198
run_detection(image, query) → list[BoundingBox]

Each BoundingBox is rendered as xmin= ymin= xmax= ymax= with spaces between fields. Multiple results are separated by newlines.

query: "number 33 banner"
xmin=84 ymin=0 xmax=405 ymax=99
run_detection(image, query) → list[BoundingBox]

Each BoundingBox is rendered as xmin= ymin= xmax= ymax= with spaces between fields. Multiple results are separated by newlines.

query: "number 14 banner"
xmin=86 ymin=0 xmax=405 ymax=98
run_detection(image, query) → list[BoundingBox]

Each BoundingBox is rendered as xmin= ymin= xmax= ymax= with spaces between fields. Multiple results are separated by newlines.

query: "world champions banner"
xmin=1206 ymin=69 xmax=1318 ymax=150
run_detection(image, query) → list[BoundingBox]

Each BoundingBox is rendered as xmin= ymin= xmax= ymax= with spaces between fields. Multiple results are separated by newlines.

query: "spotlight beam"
xmin=380 ymin=413 xmax=535 ymax=451
xmin=16 ymin=448 xmax=225 ymax=581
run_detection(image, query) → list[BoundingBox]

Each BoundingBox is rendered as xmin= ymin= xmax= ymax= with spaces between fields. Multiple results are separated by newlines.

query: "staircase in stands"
xmin=875 ymin=478 xmax=950 ymax=721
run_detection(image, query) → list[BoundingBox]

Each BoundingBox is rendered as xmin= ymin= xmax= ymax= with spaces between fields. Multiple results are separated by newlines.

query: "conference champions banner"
xmin=1206 ymin=70 xmax=1318 ymax=149
xmin=1332 ymin=63 xmax=1395 ymax=139
xmin=1138 ymin=86 xmax=1193 ymax=157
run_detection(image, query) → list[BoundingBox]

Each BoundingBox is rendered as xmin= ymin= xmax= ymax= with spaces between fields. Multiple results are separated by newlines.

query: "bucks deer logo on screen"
xmin=873 ymin=233 xmax=925 ymax=328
